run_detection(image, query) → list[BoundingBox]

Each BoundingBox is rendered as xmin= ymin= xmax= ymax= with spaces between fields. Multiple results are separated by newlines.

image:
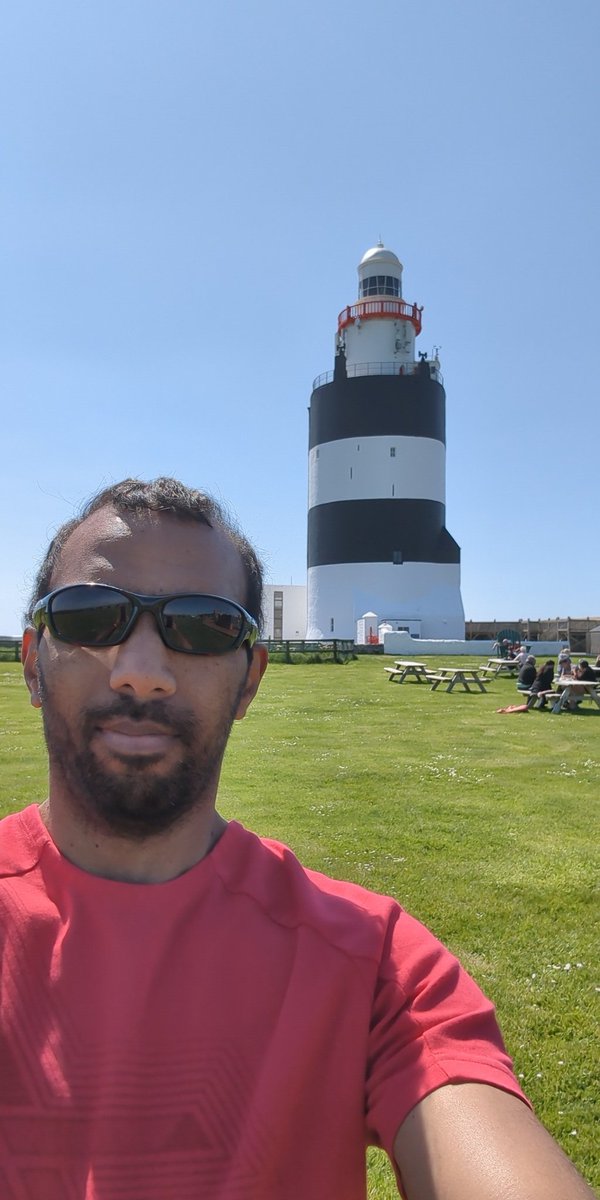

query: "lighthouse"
xmin=306 ymin=243 xmax=465 ymax=642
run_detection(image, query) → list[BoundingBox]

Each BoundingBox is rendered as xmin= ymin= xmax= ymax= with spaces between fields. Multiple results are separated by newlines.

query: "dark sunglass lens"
xmin=50 ymin=587 xmax=132 ymax=646
xmin=162 ymin=597 xmax=244 ymax=653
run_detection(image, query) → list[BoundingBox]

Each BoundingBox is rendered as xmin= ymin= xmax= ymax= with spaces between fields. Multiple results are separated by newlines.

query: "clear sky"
xmin=1 ymin=0 xmax=598 ymax=634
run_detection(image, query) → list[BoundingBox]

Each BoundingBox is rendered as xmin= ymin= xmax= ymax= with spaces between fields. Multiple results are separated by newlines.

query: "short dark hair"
xmin=25 ymin=477 xmax=264 ymax=631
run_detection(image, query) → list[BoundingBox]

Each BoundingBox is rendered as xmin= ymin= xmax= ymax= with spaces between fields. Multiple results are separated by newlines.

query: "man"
xmin=514 ymin=645 xmax=528 ymax=669
xmin=516 ymin=654 xmax=537 ymax=691
xmin=3 ymin=477 xmax=594 ymax=1199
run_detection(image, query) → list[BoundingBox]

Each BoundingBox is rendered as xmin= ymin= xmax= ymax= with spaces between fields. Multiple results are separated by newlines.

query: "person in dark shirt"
xmin=575 ymin=660 xmax=595 ymax=682
xmin=566 ymin=660 xmax=597 ymax=710
xmin=517 ymin=655 xmax=536 ymax=690
xmin=526 ymin=661 xmax=554 ymax=709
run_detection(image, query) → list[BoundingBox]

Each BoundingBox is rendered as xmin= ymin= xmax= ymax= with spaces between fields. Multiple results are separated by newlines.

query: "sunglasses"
xmin=32 ymin=584 xmax=259 ymax=656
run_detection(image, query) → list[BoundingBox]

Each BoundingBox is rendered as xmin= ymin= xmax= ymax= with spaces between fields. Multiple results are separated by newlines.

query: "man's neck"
xmin=38 ymin=797 xmax=227 ymax=883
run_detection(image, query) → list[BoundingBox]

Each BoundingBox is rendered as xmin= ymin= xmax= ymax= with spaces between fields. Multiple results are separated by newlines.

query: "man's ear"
xmin=235 ymin=644 xmax=268 ymax=721
xmin=21 ymin=627 xmax=42 ymax=709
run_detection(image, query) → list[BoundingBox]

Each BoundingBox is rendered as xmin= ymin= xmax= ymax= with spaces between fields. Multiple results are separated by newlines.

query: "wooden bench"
xmin=385 ymin=663 xmax=429 ymax=684
xmin=521 ymin=690 xmax=561 ymax=708
xmin=430 ymin=669 xmax=487 ymax=693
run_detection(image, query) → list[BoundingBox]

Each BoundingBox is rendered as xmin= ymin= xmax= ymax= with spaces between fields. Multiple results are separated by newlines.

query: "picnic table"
xmin=479 ymin=659 xmax=520 ymax=677
xmin=429 ymin=667 xmax=488 ymax=694
xmin=550 ymin=677 xmax=600 ymax=714
xmin=384 ymin=660 xmax=430 ymax=683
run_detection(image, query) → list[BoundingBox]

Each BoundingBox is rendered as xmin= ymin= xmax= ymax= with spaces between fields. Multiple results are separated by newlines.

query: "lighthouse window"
xmin=390 ymin=447 xmax=396 ymax=457
xmin=359 ymin=275 xmax=400 ymax=298
xmin=330 ymin=618 xmax=335 ymax=632
xmin=393 ymin=550 xmax=404 ymax=565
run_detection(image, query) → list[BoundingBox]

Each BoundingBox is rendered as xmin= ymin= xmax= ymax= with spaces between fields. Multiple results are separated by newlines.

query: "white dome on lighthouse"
xmin=359 ymin=243 xmax=402 ymax=271
xmin=358 ymin=242 xmax=403 ymax=299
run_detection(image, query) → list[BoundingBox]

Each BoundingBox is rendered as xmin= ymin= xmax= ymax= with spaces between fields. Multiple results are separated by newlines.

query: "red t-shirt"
xmin=0 ymin=805 xmax=527 ymax=1199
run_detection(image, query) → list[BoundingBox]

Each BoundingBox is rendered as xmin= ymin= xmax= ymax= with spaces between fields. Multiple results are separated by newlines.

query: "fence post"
xmin=285 ymin=641 xmax=291 ymax=663
xmin=333 ymin=639 xmax=339 ymax=663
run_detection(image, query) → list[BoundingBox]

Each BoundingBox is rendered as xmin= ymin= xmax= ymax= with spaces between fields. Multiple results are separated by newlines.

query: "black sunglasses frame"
xmin=32 ymin=584 xmax=259 ymax=656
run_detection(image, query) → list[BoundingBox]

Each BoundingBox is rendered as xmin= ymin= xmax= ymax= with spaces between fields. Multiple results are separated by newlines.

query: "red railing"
xmin=338 ymin=298 xmax=423 ymax=335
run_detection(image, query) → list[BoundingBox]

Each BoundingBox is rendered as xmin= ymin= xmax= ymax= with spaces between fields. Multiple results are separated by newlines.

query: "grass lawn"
xmin=1 ymin=655 xmax=598 ymax=1195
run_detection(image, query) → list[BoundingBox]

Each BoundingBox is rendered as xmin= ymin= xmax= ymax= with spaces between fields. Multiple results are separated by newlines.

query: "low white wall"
xmin=383 ymin=632 xmax=564 ymax=657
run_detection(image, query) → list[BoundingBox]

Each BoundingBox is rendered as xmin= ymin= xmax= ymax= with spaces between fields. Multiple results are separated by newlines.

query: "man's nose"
xmin=108 ymin=613 xmax=177 ymax=699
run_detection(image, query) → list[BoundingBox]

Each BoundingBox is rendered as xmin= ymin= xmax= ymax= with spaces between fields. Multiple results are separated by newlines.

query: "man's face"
xmin=22 ymin=508 xmax=267 ymax=840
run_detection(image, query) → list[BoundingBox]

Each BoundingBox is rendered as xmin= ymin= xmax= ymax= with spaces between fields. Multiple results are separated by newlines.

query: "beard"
xmin=38 ymin=671 xmax=245 ymax=841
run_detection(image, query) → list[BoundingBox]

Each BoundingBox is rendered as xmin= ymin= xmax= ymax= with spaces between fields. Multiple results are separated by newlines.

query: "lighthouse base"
xmin=306 ymin=561 xmax=465 ymax=642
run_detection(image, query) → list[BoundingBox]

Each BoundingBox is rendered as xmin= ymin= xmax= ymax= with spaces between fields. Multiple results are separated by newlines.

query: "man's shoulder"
xmin=215 ymin=822 xmax=401 ymax=960
xmin=0 ymin=804 xmax=46 ymax=878
xmin=0 ymin=804 xmax=45 ymax=879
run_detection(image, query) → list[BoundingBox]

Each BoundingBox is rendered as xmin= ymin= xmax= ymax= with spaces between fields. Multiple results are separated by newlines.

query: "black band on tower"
xmin=309 ymin=372 xmax=446 ymax=450
xmin=308 ymin=499 xmax=460 ymax=567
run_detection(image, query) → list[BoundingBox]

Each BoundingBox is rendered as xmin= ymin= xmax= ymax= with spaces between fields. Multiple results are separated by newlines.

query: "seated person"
xmin=517 ymin=655 xmax=536 ymax=690
xmin=526 ymin=660 xmax=554 ymax=708
xmin=557 ymin=647 xmax=572 ymax=676
xmin=566 ymin=660 xmax=597 ymax=710
xmin=575 ymin=660 xmax=596 ymax=682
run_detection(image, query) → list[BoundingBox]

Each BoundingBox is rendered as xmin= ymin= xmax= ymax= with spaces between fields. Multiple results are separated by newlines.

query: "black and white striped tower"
xmin=306 ymin=243 xmax=464 ymax=641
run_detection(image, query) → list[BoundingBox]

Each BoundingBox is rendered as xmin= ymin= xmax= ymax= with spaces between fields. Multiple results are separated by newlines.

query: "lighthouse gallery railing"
xmin=338 ymin=298 xmax=423 ymax=334
xmin=312 ymin=361 xmax=443 ymax=390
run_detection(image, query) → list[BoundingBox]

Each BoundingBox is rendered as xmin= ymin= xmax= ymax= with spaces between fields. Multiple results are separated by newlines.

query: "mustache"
xmin=81 ymin=695 xmax=196 ymax=742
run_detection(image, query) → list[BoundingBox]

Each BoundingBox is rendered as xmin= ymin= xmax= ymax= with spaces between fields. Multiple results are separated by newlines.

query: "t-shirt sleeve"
xmin=365 ymin=904 xmax=529 ymax=1156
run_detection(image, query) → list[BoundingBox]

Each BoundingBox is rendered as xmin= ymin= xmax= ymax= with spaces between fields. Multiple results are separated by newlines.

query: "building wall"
xmin=307 ymin=561 xmax=464 ymax=640
xmin=383 ymin=633 xmax=566 ymax=657
xmin=344 ymin=317 xmax=415 ymax=365
xmin=466 ymin=618 xmax=600 ymax=653
xmin=308 ymin=435 xmax=446 ymax=506
xmin=259 ymin=593 xmax=598 ymax=652
xmin=307 ymin=366 xmax=463 ymax=642
xmin=262 ymin=585 xmax=307 ymax=640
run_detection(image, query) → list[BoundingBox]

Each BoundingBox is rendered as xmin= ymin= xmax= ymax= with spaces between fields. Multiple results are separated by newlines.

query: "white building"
xmin=262 ymin=585 xmax=307 ymax=640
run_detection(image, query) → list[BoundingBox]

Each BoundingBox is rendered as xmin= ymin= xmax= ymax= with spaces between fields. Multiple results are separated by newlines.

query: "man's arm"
xmin=393 ymin=1083 xmax=596 ymax=1200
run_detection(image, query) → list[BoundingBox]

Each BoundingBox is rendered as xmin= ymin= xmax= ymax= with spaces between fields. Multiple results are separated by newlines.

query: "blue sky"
xmin=2 ymin=0 xmax=599 ymax=634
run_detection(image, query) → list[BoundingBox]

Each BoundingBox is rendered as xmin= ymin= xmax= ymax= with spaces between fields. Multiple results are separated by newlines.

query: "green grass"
xmin=2 ymin=657 xmax=598 ymax=1195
